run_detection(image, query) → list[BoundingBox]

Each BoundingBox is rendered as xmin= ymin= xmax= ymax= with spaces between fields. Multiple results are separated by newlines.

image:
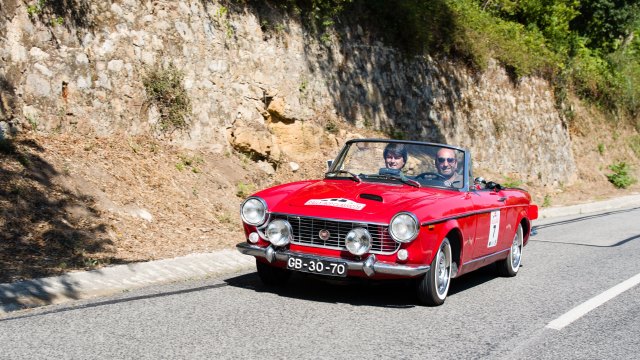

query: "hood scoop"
xmin=359 ymin=193 xmax=383 ymax=202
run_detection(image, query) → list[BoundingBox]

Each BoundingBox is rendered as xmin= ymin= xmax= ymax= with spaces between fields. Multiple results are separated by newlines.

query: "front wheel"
xmin=256 ymin=260 xmax=291 ymax=286
xmin=497 ymin=224 xmax=523 ymax=277
xmin=417 ymin=238 xmax=452 ymax=306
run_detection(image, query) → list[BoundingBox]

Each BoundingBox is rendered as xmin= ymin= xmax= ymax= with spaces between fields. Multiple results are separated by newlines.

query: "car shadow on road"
xmin=448 ymin=264 xmax=502 ymax=296
xmin=225 ymin=272 xmax=417 ymax=308
xmin=225 ymin=265 xmax=502 ymax=308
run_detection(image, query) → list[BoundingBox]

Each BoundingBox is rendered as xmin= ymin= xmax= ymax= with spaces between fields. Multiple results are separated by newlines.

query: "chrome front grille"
xmin=272 ymin=214 xmax=399 ymax=254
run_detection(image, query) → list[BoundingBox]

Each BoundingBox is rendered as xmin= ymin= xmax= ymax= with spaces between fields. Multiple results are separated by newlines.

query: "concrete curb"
xmin=2 ymin=194 xmax=640 ymax=316
xmin=538 ymin=194 xmax=640 ymax=219
xmin=1 ymin=250 xmax=255 ymax=315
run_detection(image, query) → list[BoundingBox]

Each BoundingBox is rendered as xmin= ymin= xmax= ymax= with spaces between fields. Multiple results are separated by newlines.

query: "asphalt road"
xmin=1 ymin=207 xmax=639 ymax=359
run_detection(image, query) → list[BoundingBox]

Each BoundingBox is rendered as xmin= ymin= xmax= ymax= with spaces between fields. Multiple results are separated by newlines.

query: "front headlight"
xmin=240 ymin=197 xmax=267 ymax=226
xmin=389 ymin=212 xmax=419 ymax=243
xmin=265 ymin=219 xmax=292 ymax=246
xmin=345 ymin=228 xmax=372 ymax=256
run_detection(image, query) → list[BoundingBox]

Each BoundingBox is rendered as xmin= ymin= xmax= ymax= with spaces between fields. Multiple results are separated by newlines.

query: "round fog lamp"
xmin=265 ymin=219 xmax=292 ymax=247
xmin=397 ymin=249 xmax=408 ymax=261
xmin=345 ymin=228 xmax=372 ymax=256
xmin=248 ymin=232 xmax=260 ymax=244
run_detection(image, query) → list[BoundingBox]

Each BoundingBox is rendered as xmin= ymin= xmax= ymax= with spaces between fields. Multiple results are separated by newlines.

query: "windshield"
xmin=328 ymin=140 xmax=467 ymax=190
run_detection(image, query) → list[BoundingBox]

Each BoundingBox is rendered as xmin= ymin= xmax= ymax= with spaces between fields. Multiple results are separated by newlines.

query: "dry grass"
xmin=1 ymin=110 xmax=638 ymax=282
xmin=0 ymin=133 xmax=332 ymax=283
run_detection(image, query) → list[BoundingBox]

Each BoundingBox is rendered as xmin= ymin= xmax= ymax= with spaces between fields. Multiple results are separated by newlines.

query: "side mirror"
xmin=474 ymin=177 xmax=486 ymax=185
xmin=485 ymin=181 xmax=502 ymax=191
xmin=326 ymin=160 xmax=333 ymax=170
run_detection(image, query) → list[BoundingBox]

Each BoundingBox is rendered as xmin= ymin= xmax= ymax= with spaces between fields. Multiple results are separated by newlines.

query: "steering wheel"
xmin=415 ymin=172 xmax=446 ymax=181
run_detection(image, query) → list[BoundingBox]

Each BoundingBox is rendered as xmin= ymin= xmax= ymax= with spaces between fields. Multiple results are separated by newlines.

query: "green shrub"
xmin=176 ymin=154 xmax=204 ymax=173
xmin=447 ymin=0 xmax=560 ymax=77
xmin=606 ymin=162 xmax=636 ymax=189
xmin=26 ymin=0 xmax=46 ymax=17
xmin=608 ymin=34 xmax=640 ymax=117
xmin=143 ymin=64 xmax=192 ymax=134
xmin=502 ymin=176 xmax=523 ymax=188
xmin=236 ymin=182 xmax=256 ymax=198
xmin=569 ymin=42 xmax=615 ymax=105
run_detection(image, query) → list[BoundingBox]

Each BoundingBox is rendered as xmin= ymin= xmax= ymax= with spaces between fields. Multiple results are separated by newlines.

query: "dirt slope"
xmin=0 ymin=130 xmax=342 ymax=282
xmin=1 ymin=111 xmax=638 ymax=283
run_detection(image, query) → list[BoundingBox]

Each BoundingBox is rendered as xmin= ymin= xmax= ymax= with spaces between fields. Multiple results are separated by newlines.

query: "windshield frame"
xmin=329 ymin=139 xmax=471 ymax=192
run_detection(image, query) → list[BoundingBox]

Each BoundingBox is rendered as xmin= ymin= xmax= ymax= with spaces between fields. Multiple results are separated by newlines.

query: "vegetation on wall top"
xmin=246 ymin=0 xmax=639 ymax=124
xmin=27 ymin=0 xmax=639 ymax=126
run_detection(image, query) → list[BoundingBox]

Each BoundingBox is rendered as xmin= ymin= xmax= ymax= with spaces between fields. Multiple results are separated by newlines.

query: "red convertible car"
xmin=237 ymin=139 xmax=538 ymax=306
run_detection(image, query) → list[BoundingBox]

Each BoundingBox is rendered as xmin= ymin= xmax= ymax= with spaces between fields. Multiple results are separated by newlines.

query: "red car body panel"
xmin=258 ymin=179 xmax=456 ymax=223
xmin=243 ymin=178 xmax=536 ymax=279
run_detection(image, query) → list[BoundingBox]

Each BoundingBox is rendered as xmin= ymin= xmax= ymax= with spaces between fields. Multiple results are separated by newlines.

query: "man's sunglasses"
xmin=437 ymin=157 xmax=456 ymax=164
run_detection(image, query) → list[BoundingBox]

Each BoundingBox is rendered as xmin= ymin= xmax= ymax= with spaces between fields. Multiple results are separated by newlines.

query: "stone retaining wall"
xmin=0 ymin=0 xmax=575 ymax=185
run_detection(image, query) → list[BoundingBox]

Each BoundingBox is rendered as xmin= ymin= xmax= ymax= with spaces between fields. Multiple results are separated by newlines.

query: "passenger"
xmin=383 ymin=143 xmax=407 ymax=170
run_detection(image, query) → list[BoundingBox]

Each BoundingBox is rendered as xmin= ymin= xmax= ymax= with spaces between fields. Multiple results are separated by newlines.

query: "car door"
xmin=470 ymin=188 xmax=509 ymax=259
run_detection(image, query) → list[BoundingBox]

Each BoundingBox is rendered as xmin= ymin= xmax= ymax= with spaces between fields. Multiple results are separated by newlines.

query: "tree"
xmin=571 ymin=0 xmax=640 ymax=52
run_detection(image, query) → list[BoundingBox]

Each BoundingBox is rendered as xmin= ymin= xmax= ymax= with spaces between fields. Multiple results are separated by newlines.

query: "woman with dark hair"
xmin=383 ymin=143 xmax=407 ymax=170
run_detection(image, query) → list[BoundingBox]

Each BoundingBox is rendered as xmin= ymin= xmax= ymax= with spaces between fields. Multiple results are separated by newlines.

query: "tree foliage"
xmin=343 ymin=0 xmax=640 ymax=118
xmin=571 ymin=0 xmax=640 ymax=52
xmin=479 ymin=0 xmax=581 ymax=56
xmin=238 ymin=0 xmax=640 ymax=117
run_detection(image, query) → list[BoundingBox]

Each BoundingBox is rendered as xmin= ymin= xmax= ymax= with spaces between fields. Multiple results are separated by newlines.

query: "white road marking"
xmin=546 ymin=272 xmax=640 ymax=330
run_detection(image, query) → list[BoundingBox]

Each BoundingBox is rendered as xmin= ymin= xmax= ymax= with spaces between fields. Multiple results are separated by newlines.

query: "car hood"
xmin=261 ymin=179 xmax=459 ymax=223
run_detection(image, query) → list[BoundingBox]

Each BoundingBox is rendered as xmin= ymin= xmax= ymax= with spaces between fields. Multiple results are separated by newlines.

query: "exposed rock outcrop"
xmin=0 ymin=0 xmax=576 ymax=185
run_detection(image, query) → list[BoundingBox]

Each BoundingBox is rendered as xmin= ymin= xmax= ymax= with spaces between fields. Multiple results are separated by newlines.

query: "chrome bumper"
xmin=236 ymin=242 xmax=430 ymax=278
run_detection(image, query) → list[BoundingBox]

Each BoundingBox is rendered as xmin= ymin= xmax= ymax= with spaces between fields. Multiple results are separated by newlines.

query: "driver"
xmin=436 ymin=148 xmax=463 ymax=187
xmin=384 ymin=143 xmax=407 ymax=170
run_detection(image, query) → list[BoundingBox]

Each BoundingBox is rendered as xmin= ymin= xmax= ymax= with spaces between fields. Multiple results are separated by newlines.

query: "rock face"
xmin=0 ymin=0 xmax=575 ymax=185
xmin=227 ymin=119 xmax=281 ymax=164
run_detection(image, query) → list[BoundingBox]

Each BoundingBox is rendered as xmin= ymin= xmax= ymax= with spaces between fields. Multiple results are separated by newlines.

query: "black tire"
xmin=497 ymin=224 xmax=523 ymax=277
xmin=417 ymin=238 xmax=452 ymax=306
xmin=256 ymin=259 xmax=291 ymax=286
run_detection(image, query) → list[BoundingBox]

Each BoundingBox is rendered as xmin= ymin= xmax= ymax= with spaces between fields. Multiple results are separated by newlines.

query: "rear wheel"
xmin=256 ymin=259 xmax=291 ymax=286
xmin=497 ymin=224 xmax=523 ymax=277
xmin=417 ymin=238 xmax=452 ymax=306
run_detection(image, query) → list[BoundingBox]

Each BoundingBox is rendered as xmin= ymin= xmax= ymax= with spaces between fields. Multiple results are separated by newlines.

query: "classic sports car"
xmin=237 ymin=139 xmax=538 ymax=306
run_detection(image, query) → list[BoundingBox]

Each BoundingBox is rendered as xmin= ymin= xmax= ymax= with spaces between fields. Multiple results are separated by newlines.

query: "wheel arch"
xmin=519 ymin=216 xmax=532 ymax=246
xmin=428 ymin=220 xmax=463 ymax=274
xmin=445 ymin=227 xmax=462 ymax=272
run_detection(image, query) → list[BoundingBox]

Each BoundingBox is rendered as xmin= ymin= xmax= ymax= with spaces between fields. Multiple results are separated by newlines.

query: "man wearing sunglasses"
xmin=435 ymin=148 xmax=463 ymax=187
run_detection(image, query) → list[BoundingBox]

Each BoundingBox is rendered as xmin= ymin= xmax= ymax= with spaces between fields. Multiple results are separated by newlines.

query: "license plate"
xmin=287 ymin=255 xmax=347 ymax=277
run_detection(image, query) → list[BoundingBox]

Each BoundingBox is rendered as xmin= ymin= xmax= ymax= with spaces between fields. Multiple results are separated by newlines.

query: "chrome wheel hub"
xmin=511 ymin=232 xmax=522 ymax=269
xmin=435 ymin=244 xmax=450 ymax=296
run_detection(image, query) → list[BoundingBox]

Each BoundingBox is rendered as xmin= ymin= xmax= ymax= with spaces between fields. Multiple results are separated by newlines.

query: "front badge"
xmin=318 ymin=229 xmax=330 ymax=240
